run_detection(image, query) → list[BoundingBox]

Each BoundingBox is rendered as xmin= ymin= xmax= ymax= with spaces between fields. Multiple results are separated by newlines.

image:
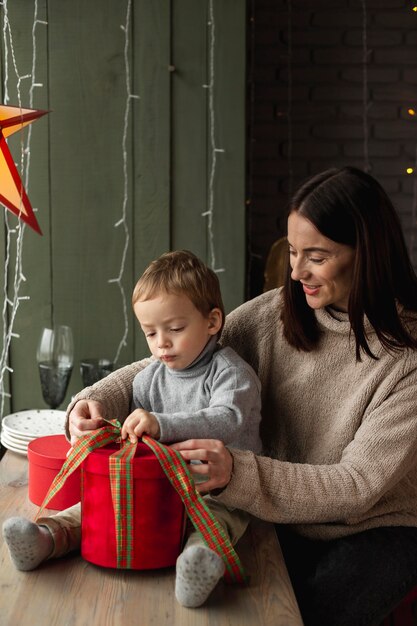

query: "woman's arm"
xmin=65 ymin=357 xmax=153 ymax=440
xmin=174 ymin=367 xmax=417 ymax=528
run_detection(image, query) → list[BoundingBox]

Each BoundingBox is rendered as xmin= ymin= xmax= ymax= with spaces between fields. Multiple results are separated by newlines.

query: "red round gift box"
xmin=27 ymin=434 xmax=81 ymax=510
xmin=81 ymin=442 xmax=186 ymax=570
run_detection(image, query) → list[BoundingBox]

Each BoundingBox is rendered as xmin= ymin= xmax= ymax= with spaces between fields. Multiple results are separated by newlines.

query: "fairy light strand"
xmin=0 ymin=0 xmax=46 ymax=418
xmin=1 ymin=0 xmax=27 ymax=416
xmin=109 ymin=0 xmax=139 ymax=365
xmin=361 ymin=0 xmax=370 ymax=173
xmin=203 ymin=0 xmax=225 ymax=274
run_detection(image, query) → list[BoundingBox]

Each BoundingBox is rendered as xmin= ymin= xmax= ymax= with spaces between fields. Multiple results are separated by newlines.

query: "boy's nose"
xmin=157 ymin=334 xmax=171 ymax=348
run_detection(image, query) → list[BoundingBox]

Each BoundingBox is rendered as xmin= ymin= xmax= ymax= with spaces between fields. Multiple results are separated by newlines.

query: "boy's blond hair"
xmin=132 ymin=250 xmax=226 ymax=335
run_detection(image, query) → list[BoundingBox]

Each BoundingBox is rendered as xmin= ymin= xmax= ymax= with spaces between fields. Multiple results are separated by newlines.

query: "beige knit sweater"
xmin=67 ymin=288 xmax=417 ymax=540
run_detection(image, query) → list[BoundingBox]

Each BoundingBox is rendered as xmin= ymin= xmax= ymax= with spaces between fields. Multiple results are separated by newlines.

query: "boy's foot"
xmin=175 ymin=545 xmax=225 ymax=608
xmin=2 ymin=517 xmax=54 ymax=571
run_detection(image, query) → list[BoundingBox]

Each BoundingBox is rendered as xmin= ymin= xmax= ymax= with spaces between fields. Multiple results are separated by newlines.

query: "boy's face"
xmin=134 ymin=292 xmax=222 ymax=370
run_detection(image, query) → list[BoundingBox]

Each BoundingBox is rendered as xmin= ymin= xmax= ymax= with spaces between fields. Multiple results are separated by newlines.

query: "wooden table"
xmin=0 ymin=449 xmax=303 ymax=626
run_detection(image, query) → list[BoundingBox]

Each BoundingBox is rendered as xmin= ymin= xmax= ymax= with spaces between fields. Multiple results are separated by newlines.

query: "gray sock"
xmin=175 ymin=545 xmax=225 ymax=608
xmin=2 ymin=517 xmax=54 ymax=571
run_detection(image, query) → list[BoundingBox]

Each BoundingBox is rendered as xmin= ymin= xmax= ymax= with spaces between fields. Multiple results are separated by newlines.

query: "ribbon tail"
xmin=109 ymin=440 xmax=137 ymax=569
xmin=142 ymin=435 xmax=247 ymax=584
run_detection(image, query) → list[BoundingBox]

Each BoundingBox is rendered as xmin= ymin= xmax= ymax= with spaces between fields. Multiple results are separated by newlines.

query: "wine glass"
xmin=80 ymin=358 xmax=113 ymax=387
xmin=37 ymin=326 xmax=74 ymax=409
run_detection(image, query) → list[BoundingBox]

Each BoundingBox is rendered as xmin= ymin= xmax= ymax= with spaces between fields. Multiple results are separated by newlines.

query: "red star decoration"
xmin=0 ymin=104 xmax=48 ymax=235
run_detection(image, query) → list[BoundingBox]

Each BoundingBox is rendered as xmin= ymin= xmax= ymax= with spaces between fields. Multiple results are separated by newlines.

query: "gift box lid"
xmin=83 ymin=442 xmax=170 ymax=479
xmin=28 ymin=434 xmax=72 ymax=470
xmin=27 ymin=434 xmax=81 ymax=510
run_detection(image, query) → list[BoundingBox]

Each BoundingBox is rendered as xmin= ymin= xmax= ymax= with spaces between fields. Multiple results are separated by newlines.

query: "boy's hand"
xmin=121 ymin=408 xmax=161 ymax=443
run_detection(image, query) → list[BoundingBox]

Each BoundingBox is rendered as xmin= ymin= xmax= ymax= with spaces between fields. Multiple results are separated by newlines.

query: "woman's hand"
xmin=171 ymin=439 xmax=233 ymax=493
xmin=68 ymin=400 xmax=105 ymax=446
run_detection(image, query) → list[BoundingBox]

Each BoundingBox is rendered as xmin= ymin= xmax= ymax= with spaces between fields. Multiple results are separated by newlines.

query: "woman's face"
xmin=287 ymin=211 xmax=356 ymax=312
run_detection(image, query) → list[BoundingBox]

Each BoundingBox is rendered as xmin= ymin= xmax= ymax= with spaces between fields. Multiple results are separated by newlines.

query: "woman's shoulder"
xmin=400 ymin=307 xmax=417 ymax=335
xmin=226 ymin=287 xmax=283 ymax=325
xmin=221 ymin=288 xmax=283 ymax=351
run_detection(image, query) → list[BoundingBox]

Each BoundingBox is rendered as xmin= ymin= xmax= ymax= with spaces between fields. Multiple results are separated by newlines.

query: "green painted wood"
xmin=0 ymin=70 xmax=5 ymax=447
xmin=47 ymin=0 xmax=135 ymax=405
xmin=132 ymin=0 xmax=171 ymax=361
xmin=0 ymin=29 xmax=11 ymax=419
xmin=1 ymin=0 xmax=50 ymax=414
xmin=207 ymin=0 xmax=247 ymax=315
xmin=171 ymin=0 xmax=246 ymax=315
xmin=171 ymin=0 xmax=208 ymax=259
xmin=0 ymin=0 xmax=247 ymax=414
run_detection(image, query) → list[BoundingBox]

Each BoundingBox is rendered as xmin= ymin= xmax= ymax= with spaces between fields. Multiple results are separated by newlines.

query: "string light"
xmin=109 ymin=0 xmax=139 ymax=365
xmin=0 ymin=0 xmax=46 ymax=418
xmin=203 ymin=0 xmax=225 ymax=274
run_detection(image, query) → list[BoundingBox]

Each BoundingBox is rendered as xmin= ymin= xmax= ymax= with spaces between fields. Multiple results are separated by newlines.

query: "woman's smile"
xmin=288 ymin=212 xmax=356 ymax=312
xmin=302 ymin=283 xmax=321 ymax=296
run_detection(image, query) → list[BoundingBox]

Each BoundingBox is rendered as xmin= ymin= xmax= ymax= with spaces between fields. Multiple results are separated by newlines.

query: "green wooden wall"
xmin=0 ymin=0 xmax=247 ymax=415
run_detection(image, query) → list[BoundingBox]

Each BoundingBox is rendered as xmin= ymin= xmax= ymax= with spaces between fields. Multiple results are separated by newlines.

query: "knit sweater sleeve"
xmin=64 ymin=357 xmax=153 ymax=438
xmin=214 ymin=362 xmax=417 ymax=527
xmin=215 ymin=291 xmax=417 ymax=533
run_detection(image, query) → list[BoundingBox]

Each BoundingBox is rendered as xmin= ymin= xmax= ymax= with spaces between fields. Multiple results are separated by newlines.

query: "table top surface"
xmin=0 ymin=448 xmax=303 ymax=626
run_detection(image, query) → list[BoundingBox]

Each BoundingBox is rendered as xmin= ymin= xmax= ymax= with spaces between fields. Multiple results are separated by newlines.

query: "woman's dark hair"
xmin=281 ymin=166 xmax=417 ymax=360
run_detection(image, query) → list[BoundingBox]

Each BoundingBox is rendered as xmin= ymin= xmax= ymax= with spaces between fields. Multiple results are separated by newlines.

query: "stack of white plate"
xmin=1 ymin=409 xmax=67 ymax=456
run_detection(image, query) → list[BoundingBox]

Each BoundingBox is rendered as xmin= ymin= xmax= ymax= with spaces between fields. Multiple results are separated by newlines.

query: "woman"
xmin=6 ymin=167 xmax=417 ymax=625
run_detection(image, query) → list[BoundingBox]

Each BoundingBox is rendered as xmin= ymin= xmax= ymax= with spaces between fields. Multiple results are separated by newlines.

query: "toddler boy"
xmin=3 ymin=250 xmax=262 ymax=608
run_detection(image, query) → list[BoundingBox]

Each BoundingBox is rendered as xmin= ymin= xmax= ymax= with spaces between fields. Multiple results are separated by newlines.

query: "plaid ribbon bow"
xmin=36 ymin=420 xmax=247 ymax=583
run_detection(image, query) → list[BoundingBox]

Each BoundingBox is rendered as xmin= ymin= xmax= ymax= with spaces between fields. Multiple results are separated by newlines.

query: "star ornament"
xmin=0 ymin=104 xmax=48 ymax=235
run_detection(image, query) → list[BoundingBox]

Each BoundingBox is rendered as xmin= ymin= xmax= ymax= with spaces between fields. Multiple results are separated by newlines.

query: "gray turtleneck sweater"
xmin=131 ymin=336 xmax=262 ymax=453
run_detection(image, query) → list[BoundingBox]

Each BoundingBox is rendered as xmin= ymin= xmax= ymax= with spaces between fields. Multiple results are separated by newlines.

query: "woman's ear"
xmin=207 ymin=308 xmax=223 ymax=335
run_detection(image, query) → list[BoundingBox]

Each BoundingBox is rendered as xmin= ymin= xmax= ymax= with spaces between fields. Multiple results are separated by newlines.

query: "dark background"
xmin=246 ymin=0 xmax=417 ymax=298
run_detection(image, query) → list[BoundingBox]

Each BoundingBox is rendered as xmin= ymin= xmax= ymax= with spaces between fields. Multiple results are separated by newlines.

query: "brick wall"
xmin=247 ymin=0 xmax=417 ymax=298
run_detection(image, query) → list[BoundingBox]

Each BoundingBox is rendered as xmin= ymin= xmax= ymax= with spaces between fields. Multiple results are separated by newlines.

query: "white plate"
xmin=1 ymin=431 xmax=27 ymax=451
xmin=2 ymin=409 xmax=66 ymax=439
xmin=1 ymin=425 xmax=33 ymax=442
xmin=1 ymin=434 xmax=27 ymax=456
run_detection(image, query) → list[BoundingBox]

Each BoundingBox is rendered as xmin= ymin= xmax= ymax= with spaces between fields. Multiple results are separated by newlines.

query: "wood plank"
xmin=47 ymin=0 xmax=136 ymax=403
xmin=0 ymin=0 xmax=50 ymax=414
xmin=0 ymin=450 xmax=303 ymax=626
xmin=208 ymin=0 xmax=247 ymax=314
xmin=171 ymin=0 xmax=208 ymax=259
xmin=132 ymin=0 xmax=171 ymax=361
xmin=0 ymin=8 xmax=7 ymax=420
xmin=171 ymin=1 xmax=246 ymax=315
